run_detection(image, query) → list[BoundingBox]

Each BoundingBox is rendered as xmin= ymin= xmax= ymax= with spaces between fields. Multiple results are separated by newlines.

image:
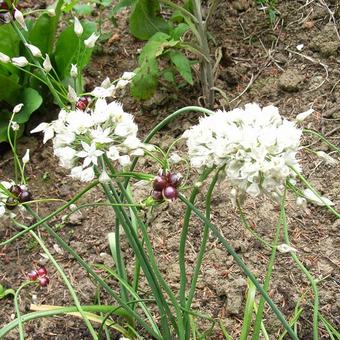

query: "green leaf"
xmin=169 ymin=50 xmax=193 ymax=84
xmin=54 ymin=21 xmax=96 ymax=79
xmin=0 ymin=284 xmax=15 ymax=299
xmin=74 ymin=4 xmax=94 ymax=15
xmin=129 ymin=0 xmax=171 ymax=40
xmin=170 ymin=23 xmax=190 ymax=40
xmin=162 ymin=68 xmax=175 ymax=83
xmin=112 ymin=0 xmax=136 ymax=14
xmin=0 ymin=24 xmax=20 ymax=75
xmin=131 ymin=59 xmax=158 ymax=99
xmin=0 ymin=74 xmax=21 ymax=104
xmin=14 ymin=88 xmax=43 ymax=124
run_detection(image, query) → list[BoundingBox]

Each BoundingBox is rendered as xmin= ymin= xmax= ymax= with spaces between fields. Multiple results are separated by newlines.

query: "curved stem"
xmin=303 ymin=129 xmax=340 ymax=153
xmin=178 ymin=193 xmax=298 ymax=340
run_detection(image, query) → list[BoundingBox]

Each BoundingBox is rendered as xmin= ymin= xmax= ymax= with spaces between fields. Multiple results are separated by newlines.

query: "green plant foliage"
xmin=129 ymin=0 xmax=170 ymax=40
xmin=0 ymin=284 xmax=15 ymax=299
xmin=54 ymin=21 xmax=96 ymax=79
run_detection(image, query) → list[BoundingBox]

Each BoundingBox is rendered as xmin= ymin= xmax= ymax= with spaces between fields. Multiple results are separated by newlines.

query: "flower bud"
xmin=25 ymin=44 xmax=42 ymax=58
xmin=84 ymin=33 xmax=99 ymax=48
xmin=22 ymin=149 xmax=30 ymax=164
xmin=0 ymin=52 xmax=10 ymax=63
xmin=67 ymin=85 xmax=78 ymax=103
xmin=316 ymin=151 xmax=338 ymax=166
xmin=70 ymin=64 xmax=78 ymax=78
xmin=74 ymin=17 xmax=83 ymax=37
xmin=43 ymin=54 xmax=52 ymax=72
xmin=296 ymin=108 xmax=314 ymax=122
xmin=13 ymin=103 xmax=24 ymax=114
xmin=14 ymin=8 xmax=28 ymax=31
xmin=47 ymin=8 xmax=56 ymax=17
xmin=11 ymin=56 xmax=29 ymax=67
xmin=11 ymin=121 xmax=20 ymax=131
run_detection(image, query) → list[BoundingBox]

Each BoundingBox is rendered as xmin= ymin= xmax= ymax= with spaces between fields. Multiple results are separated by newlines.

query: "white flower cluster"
xmin=31 ymin=98 xmax=146 ymax=182
xmin=183 ymin=103 xmax=302 ymax=199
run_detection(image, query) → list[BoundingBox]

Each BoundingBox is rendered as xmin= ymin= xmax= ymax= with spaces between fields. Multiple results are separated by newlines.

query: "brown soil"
xmin=1 ymin=0 xmax=339 ymax=339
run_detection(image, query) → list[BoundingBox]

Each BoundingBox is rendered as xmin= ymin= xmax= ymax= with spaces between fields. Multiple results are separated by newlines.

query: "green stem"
xmin=17 ymin=212 xmax=99 ymax=339
xmin=0 ymin=180 xmax=99 ymax=246
xmin=178 ymin=193 xmax=298 ymax=340
xmin=281 ymin=205 xmax=319 ymax=340
xmin=303 ymin=129 xmax=340 ymax=153
xmin=14 ymin=281 xmax=35 ymax=340
xmin=252 ymin=193 xmax=285 ymax=339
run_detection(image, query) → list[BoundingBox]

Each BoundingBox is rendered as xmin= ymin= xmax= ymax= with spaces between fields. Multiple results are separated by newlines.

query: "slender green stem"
xmin=14 ymin=281 xmax=35 ymax=340
xmin=303 ymin=129 xmax=340 ymax=153
xmin=17 ymin=212 xmax=99 ymax=339
xmin=281 ymin=205 xmax=319 ymax=340
xmin=252 ymin=193 xmax=285 ymax=339
xmin=178 ymin=193 xmax=298 ymax=340
xmin=0 ymin=180 xmax=99 ymax=246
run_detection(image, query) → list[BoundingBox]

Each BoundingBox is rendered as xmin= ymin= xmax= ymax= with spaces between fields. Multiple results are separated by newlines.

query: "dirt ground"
xmin=0 ymin=0 xmax=339 ymax=339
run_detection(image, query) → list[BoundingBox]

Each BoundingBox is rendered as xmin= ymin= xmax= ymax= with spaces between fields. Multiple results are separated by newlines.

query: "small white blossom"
xmin=84 ymin=33 xmax=99 ymax=48
xmin=74 ymin=17 xmax=83 ymax=37
xmin=67 ymin=85 xmax=78 ymax=102
xmin=47 ymin=8 xmax=56 ymax=16
xmin=25 ymin=44 xmax=42 ymax=58
xmin=70 ymin=64 xmax=78 ymax=78
xmin=22 ymin=149 xmax=30 ymax=164
xmin=43 ymin=54 xmax=52 ymax=72
xmin=12 ymin=57 xmax=29 ymax=67
xmin=31 ymin=122 xmax=55 ymax=144
xmin=296 ymin=108 xmax=314 ymax=122
xmin=121 ymin=72 xmax=135 ymax=81
xmin=14 ymin=8 xmax=27 ymax=31
xmin=13 ymin=103 xmax=24 ymax=114
xmin=277 ymin=244 xmax=297 ymax=253
xmin=99 ymin=170 xmax=111 ymax=184
xmin=11 ymin=121 xmax=20 ymax=131
xmin=77 ymin=141 xmax=104 ymax=167
xmin=0 ymin=52 xmax=10 ymax=63
xmin=316 ymin=151 xmax=338 ymax=166
xmin=296 ymin=196 xmax=307 ymax=209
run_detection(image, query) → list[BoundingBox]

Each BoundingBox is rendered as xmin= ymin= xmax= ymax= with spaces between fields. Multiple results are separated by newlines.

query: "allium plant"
xmin=1 ymin=38 xmax=339 ymax=339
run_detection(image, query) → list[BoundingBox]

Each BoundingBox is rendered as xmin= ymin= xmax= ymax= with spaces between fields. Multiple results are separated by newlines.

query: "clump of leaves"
xmin=0 ymin=284 xmax=15 ymax=299
xmin=256 ymin=0 xmax=279 ymax=24
xmin=113 ymin=0 xmax=198 ymax=100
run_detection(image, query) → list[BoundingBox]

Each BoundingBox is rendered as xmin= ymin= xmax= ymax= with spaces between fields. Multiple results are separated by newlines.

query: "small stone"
xmin=278 ymin=70 xmax=304 ymax=92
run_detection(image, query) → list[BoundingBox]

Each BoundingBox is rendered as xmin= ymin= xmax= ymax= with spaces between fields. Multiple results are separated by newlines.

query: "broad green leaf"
xmin=14 ymin=88 xmax=43 ymax=124
xmin=54 ymin=21 xmax=96 ymax=79
xmin=162 ymin=68 xmax=175 ymax=83
xmin=112 ymin=0 xmax=136 ymax=14
xmin=0 ymin=24 xmax=20 ymax=75
xmin=129 ymin=0 xmax=171 ymax=40
xmin=169 ymin=50 xmax=193 ymax=84
xmin=131 ymin=59 xmax=158 ymax=99
xmin=0 ymin=74 xmax=21 ymax=104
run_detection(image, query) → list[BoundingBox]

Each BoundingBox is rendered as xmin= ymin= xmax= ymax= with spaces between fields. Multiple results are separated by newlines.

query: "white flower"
xmin=296 ymin=196 xmax=307 ymax=209
xmin=47 ymin=8 xmax=56 ymax=16
xmin=169 ymin=153 xmax=182 ymax=164
xmin=277 ymin=244 xmax=297 ymax=253
xmin=11 ymin=121 xmax=20 ymax=131
xmin=106 ymin=146 xmax=120 ymax=160
xmin=43 ymin=54 xmax=52 ymax=72
xmin=84 ymin=33 xmax=100 ymax=48
xmin=25 ymin=44 xmax=42 ymax=58
xmin=303 ymin=188 xmax=334 ymax=206
xmin=91 ymin=78 xmax=115 ymax=98
xmin=0 ymin=204 xmax=5 ymax=218
xmin=14 ymin=8 xmax=27 ymax=31
xmin=31 ymin=122 xmax=55 ymax=143
xmin=22 ymin=149 xmax=30 ymax=164
xmin=91 ymin=127 xmax=112 ymax=144
xmin=74 ymin=17 xmax=83 ymax=37
xmin=99 ymin=170 xmax=111 ymax=183
xmin=316 ymin=151 xmax=338 ymax=166
xmin=118 ymin=155 xmax=130 ymax=167
xmin=54 ymin=147 xmax=77 ymax=169
xmin=71 ymin=166 xmax=95 ymax=182
xmin=70 ymin=64 xmax=78 ymax=78
xmin=296 ymin=108 xmax=314 ymax=122
xmin=116 ymin=79 xmax=130 ymax=89
xmin=184 ymin=103 xmax=302 ymax=199
xmin=0 ymin=52 xmax=10 ymax=63
xmin=76 ymin=141 xmax=104 ymax=167
xmin=12 ymin=57 xmax=29 ymax=67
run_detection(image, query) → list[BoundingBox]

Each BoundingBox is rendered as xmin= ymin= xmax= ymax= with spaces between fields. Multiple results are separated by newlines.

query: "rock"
xmin=278 ymin=70 xmax=304 ymax=92
xmin=231 ymin=0 xmax=250 ymax=12
xmin=310 ymin=23 xmax=340 ymax=57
